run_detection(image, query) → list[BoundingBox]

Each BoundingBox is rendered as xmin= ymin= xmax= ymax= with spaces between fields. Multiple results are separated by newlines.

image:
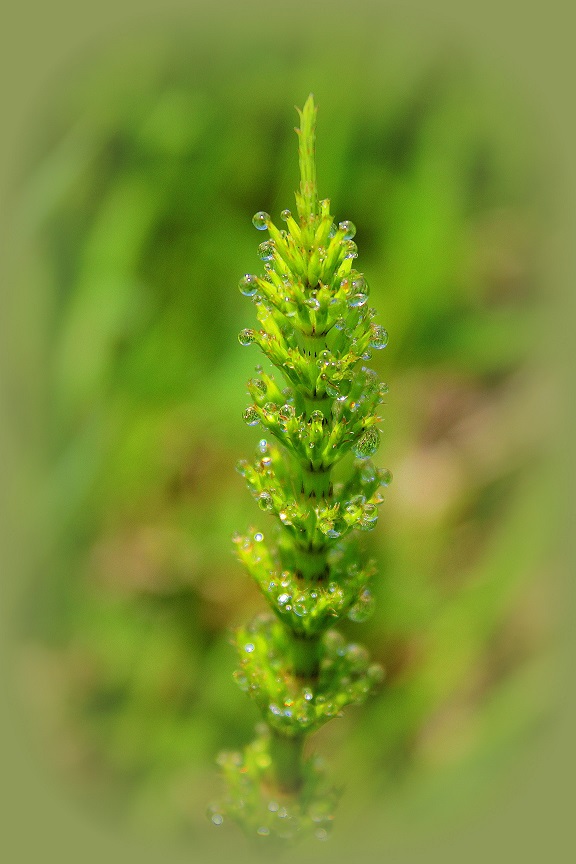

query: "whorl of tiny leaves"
xmin=211 ymin=95 xmax=391 ymax=842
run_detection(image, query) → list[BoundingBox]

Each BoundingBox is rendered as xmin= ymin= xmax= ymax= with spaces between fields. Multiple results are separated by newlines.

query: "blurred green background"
xmin=12 ymin=16 xmax=558 ymax=852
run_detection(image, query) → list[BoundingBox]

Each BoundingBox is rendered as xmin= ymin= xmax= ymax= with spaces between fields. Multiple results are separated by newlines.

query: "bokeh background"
xmin=4 ymin=6 xmax=566 ymax=861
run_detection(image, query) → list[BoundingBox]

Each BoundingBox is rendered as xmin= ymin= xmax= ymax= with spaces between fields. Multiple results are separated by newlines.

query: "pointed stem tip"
xmin=296 ymin=94 xmax=318 ymax=222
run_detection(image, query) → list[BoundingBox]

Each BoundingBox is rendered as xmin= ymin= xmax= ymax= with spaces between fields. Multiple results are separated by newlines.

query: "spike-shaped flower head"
xmin=213 ymin=95 xmax=391 ymax=842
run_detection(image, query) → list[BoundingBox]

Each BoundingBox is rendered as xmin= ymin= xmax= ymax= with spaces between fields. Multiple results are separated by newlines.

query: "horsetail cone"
xmin=214 ymin=95 xmax=391 ymax=837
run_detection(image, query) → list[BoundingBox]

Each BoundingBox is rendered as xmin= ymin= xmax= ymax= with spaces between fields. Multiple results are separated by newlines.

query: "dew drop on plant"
xmin=254 ymin=532 xmax=264 ymax=542
xmin=257 ymin=439 xmax=268 ymax=454
xmin=238 ymin=328 xmax=257 ymax=346
xmin=303 ymin=687 xmax=313 ymax=701
xmin=250 ymin=377 xmax=267 ymax=398
xmin=258 ymin=240 xmax=275 ymax=261
xmin=244 ymin=642 xmax=255 ymax=653
xmin=315 ymin=828 xmax=329 ymax=841
xmin=243 ymin=406 xmax=260 ymax=426
xmin=280 ymin=208 xmax=292 ymax=222
xmin=348 ymin=589 xmax=375 ymax=623
xmin=258 ymin=492 xmax=274 ymax=511
xmin=293 ymin=595 xmax=309 ymax=617
xmin=278 ymin=592 xmax=291 ymax=605
xmin=233 ymin=671 xmax=249 ymax=691
xmin=370 ymin=325 xmax=389 ymax=349
xmin=309 ymin=410 xmax=324 ymax=424
xmin=359 ymin=462 xmax=376 ymax=484
xmin=257 ymin=825 xmax=271 ymax=836
xmin=379 ymin=468 xmax=393 ymax=487
xmin=238 ymin=274 xmax=259 ymax=296
xmin=268 ymin=800 xmax=280 ymax=812
xmin=211 ymin=813 xmax=224 ymax=826
xmin=235 ymin=459 xmax=249 ymax=476
xmin=334 ymin=316 xmax=346 ymax=331
xmin=343 ymin=240 xmax=358 ymax=259
xmin=338 ymin=220 xmax=356 ymax=240
xmin=353 ymin=427 xmax=379 ymax=459
xmin=305 ymin=295 xmax=321 ymax=311
xmin=252 ymin=211 xmax=270 ymax=230
xmin=363 ymin=503 xmax=378 ymax=521
xmin=348 ymin=292 xmax=368 ymax=309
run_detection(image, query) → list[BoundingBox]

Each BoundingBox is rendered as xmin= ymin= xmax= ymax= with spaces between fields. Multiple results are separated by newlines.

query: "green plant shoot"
xmin=210 ymin=95 xmax=391 ymax=842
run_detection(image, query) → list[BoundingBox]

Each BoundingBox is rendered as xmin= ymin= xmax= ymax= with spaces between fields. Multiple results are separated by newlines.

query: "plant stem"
xmin=269 ymin=731 xmax=305 ymax=793
xmin=288 ymin=630 xmax=321 ymax=678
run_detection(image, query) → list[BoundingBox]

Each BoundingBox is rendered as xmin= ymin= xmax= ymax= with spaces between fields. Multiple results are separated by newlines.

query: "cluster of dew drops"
xmin=243 ymin=209 xmax=388 ymax=348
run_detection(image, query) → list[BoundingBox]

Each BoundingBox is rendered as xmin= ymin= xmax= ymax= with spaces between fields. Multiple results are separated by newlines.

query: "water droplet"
xmin=363 ymin=503 xmax=378 ymax=520
xmin=252 ymin=211 xmax=270 ymax=230
xmin=348 ymin=589 xmax=375 ymax=623
xmin=315 ymin=828 xmax=329 ymax=841
xmin=257 ymin=825 xmax=270 ymax=836
xmin=239 ymin=274 xmax=259 ymax=296
xmin=370 ymin=325 xmax=388 ymax=349
xmin=379 ymin=468 xmax=393 ymax=486
xmin=258 ymin=492 xmax=274 ymax=511
xmin=280 ymin=209 xmax=291 ymax=222
xmin=348 ymin=292 xmax=368 ymax=309
xmin=254 ymin=532 xmax=264 ymax=542
xmin=268 ymin=800 xmax=279 ymax=812
xmin=359 ymin=463 xmax=376 ymax=484
xmin=279 ymin=403 xmax=296 ymax=420
xmin=293 ymin=595 xmax=309 ymax=617
xmin=378 ymin=383 xmax=389 ymax=399
xmin=257 ymin=439 xmax=269 ymax=454
xmin=235 ymin=459 xmax=249 ymax=476
xmin=269 ymin=703 xmax=282 ymax=715
xmin=345 ymin=495 xmax=364 ymax=520
xmin=233 ymin=671 xmax=249 ymax=691
xmin=309 ymin=410 xmax=324 ymax=424
xmin=258 ymin=240 xmax=275 ymax=261
xmin=305 ymin=295 xmax=320 ymax=311
xmin=334 ymin=316 xmax=346 ymax=331
xmin=338 ymin=220 xmax=356 ymax=240
xmin=244 ymin=642 xmax=255 ymax=653
xmin=211 ymin=813 xmax=224 ymax=826
xmin=278 ymin=593 xmax=291 ymax=605
xmin=238 ymin=328 xmax=257 ymax=346
xmin=343 ymin=240 xmax=358 ymax=259
xmin=353 ymin=428 xmax=380 ymax=459
xmin=243 ymin=406 xmax=260 ymax=426
xmin=368 ymin=662 xmax=385 ymax=684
